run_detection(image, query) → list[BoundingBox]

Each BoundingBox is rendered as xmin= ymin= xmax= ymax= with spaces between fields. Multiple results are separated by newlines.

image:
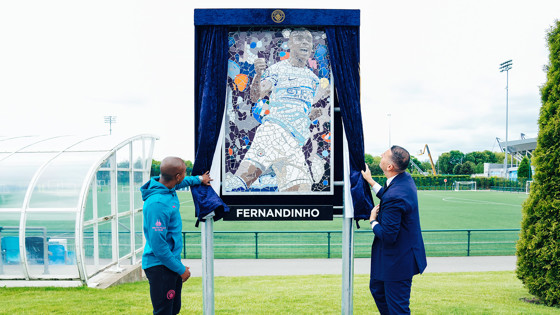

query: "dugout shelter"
xmin=0 ymin=134 xmax=157 ymax=287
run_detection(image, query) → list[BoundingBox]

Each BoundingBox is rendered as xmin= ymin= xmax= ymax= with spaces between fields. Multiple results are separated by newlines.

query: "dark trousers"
xmin=370 ymin=278 xmax=412 ymax=315
xmin=144 ymin=265 xmax=183 ymax=315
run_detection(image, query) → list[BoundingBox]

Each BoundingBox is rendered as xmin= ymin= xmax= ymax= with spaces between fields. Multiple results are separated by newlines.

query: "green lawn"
xmin=418 ymin=190 xmax=526 ymax=229
xmin=1 ymin=271 xmax=558 ymax=314
xmin=177 ymin=190 xmax=526 ymax=258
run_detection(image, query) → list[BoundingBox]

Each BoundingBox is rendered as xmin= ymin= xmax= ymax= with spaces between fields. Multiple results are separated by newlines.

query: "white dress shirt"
xmin=370 ymin=174 xmax=397 ymax=230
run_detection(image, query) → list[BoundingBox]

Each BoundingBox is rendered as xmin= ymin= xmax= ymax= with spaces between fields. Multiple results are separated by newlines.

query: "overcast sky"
xmin=1 ymin=1 xmax=558 ymax=162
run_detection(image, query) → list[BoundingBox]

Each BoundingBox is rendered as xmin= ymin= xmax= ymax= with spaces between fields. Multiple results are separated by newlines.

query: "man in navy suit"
xmin=361 ymin=145 xmax=427 ymax=314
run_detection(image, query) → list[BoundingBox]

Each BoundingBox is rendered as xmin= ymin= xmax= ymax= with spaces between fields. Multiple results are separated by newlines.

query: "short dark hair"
xmin=390 ymin=145 xmax=410 ymax=173
xmin=160 ymin=172 xmax=174 ymax=181
xmin=290 ymin=28 xmax=311 ymax=37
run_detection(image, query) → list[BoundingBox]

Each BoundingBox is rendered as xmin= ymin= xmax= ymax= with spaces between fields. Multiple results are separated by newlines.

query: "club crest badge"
xmin=167 ymin=290 xmax=175 ymax=300
xmin=271 ymin=10 xmax=285 ymax=23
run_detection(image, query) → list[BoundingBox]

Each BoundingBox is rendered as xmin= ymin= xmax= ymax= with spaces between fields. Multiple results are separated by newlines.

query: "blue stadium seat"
xmin=66 ymin=250 xmax=76 ymax=265
xmin=48 ymin=244 xmax=65 ymax=264
xmin=25 ymin=237 xmax=45 ymax=264
xmin=1 ymin=236 xmax=20 ymax=264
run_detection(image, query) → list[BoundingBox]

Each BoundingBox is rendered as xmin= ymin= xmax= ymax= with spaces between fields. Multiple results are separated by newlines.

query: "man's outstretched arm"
xmin=250 ymin=58 xmax=272 ymax=103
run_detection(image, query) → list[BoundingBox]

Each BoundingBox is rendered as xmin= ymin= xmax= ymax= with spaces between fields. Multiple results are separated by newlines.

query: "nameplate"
xmin=224 ymin=205 xmax=333 ymax=221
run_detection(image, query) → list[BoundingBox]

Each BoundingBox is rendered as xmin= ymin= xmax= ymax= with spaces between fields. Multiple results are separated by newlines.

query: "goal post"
xmin=525 ymin=180 xmax=533 ymax=194
xmin=454 ymin=181 xmax=477 ymax=191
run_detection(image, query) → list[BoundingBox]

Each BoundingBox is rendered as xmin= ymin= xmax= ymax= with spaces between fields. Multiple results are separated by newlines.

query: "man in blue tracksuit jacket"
xmin=141 ymin=156 xmax=211 ymax=315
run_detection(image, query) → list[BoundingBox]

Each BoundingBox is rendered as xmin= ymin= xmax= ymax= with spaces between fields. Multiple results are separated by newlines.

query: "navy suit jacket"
xmin=371 ymin=172 xmax=427 ymax=281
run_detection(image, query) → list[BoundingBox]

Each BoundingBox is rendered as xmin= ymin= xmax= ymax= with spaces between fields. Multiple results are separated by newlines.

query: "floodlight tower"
xmin=104 ymin=116 xmax=117 ymax=135
xmin=499 ymin=59 xmax=512 ymax=179
xmin=387 ymin=113 xmax=392 ymax=147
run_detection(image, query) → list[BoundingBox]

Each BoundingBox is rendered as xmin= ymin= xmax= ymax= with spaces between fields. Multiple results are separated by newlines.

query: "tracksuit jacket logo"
xmin=152 ymin=220 xmax=166 ymax=232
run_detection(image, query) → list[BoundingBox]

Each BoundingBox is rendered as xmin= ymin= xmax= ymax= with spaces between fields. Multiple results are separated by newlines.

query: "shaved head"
xmin=160 ymin=156 xmax=186 ymax=181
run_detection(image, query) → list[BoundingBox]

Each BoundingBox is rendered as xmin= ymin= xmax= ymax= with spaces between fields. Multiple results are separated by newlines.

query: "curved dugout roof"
xmin=0 ymin=134 xmax=157 ymax=284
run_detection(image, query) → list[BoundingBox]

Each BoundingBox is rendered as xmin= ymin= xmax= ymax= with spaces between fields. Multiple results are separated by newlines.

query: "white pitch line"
xmin=441 ymin=197 xmax=521 ymax=207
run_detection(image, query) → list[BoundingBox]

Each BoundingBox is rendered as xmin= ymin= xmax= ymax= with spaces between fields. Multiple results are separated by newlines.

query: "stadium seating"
xmin=1 ymin=236 xmax=20 ymax=264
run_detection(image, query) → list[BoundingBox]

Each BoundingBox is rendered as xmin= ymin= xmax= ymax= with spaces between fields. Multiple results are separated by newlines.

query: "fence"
xmin=416 ymin=186 xmax=454 ymax=191
xmin=490 ymin=186 xmax=525 ymax=193
xmin=180 ymin=229 xmax=520 ymax=259
xmin=416 ymin=184 xmax=527 ymax=191
xmin=374 ymin=175 xmax=531 ymax=191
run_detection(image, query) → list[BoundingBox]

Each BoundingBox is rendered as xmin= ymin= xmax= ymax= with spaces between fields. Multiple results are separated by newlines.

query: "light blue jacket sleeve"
xmin=175 ymin=175 xmax=202 ymax=190
xmin=145 ymin=201 xmax=186 ymax=275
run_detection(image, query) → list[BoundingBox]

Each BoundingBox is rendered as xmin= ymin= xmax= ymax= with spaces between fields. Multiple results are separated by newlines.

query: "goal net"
xmin=455 ymin=181 xmax=476 ymax=191
xmin=525 ymin=180 xmax=533 ymax=194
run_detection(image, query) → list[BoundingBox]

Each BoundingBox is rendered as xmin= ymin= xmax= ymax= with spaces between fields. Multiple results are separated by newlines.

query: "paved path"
xmin=0 ymin=256 xmax=516 ymax=287
xmin=185 ymin=256 xmax=516 ymax=277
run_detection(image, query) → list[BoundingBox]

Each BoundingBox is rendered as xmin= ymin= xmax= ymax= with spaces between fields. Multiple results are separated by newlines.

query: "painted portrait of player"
xmin=224 ymin=27 xmax=332 ymax=194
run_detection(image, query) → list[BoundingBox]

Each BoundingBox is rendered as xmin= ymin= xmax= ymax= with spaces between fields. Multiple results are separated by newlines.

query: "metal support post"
xmin=255 ymin=232 xmax=259 ymax=259
xmin=341 ymin=215 xmax=354 ymax=315
xmin=327 ymin=232 xmax=332 ymax=259
xmin=341 ymin=126 xmax=354 ymax=314
xmin=0 ymin=230 xmax=3 ymax=274
xmin=505 ymin=70 xmax=509 ymax=179
xmin=201 ymin=214 xmax=215 ymax=315
xmin=467 ymin=230 xmax=471 ymax=256
xmin=499 ymin=60 xmax=512 ymax=179
xmin=42 ymin=228 xmax=49 ymax=274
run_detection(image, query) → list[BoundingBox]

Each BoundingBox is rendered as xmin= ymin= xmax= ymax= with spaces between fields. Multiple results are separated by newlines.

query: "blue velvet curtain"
xmin=326 ymin=27 xmax=374 ymax=220
xmin=191 ymin=25 xmax=230 ymax=223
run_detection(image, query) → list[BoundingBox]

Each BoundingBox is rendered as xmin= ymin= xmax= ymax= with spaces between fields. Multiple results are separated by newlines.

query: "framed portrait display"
xmin=194 ymin=9 xmax=363 ymax=220
xmin=223 ymin=27 xmax=333 ymax=196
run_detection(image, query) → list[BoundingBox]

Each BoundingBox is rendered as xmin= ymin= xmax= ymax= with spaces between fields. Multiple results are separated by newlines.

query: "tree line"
xmin=366 ymin=149 xmax=531 ymax=180
xmin=151 ymin=149 xmax=532 ymax=181
xmin=150 ymin=159 xmax=193 ymax=177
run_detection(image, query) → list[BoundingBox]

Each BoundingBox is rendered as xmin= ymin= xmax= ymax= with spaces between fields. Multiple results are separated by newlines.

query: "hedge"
xmin=516 ymin=19 xmax=560 ymax=307
xmin=370 ymin=175 xmax=527 ymax=191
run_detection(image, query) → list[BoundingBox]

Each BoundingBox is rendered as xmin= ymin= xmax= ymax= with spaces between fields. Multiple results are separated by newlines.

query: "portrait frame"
xmin=222 ymin=27 xmax=335 ymax=196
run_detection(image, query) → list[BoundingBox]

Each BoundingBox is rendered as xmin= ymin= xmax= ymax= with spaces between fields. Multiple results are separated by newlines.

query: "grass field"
xmin=3 ymin=191 xmax=552 ymax=314
xmin=1 ymin=271 xmax=558 ymax=314
xmin=177 ymin=190 xmax=527 ymax=258
xmin=179 ymin=190 xmax=526 ymax=231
